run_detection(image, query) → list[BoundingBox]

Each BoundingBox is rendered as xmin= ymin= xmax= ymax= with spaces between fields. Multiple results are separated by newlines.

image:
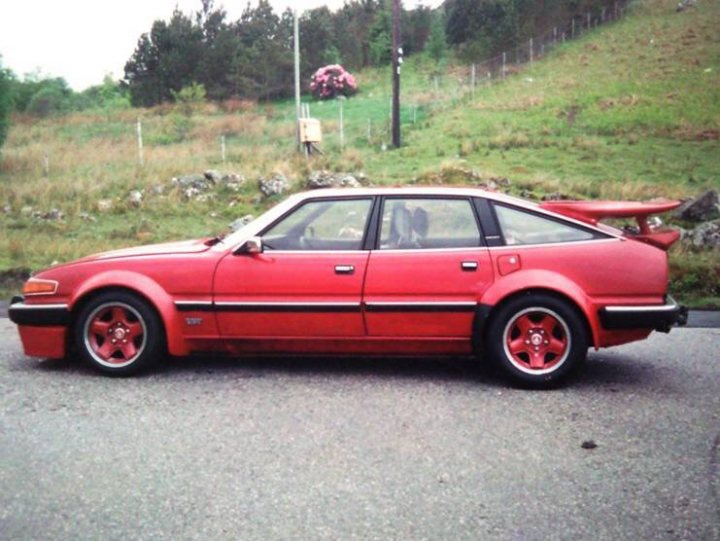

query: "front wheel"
xmin=486 ymin=294 xmax=588 ymax=387
xmin=74 ymin=291 xmax=164 ymax=376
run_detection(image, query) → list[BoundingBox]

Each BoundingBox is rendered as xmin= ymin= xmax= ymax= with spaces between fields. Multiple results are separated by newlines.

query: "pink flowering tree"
xmin=309 ymin=65 xmax=358 ymax=100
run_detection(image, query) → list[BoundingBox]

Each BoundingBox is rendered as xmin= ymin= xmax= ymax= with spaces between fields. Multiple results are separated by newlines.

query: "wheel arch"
xmin=68 ymin=271 xmax=188 ymax=356
xmin=474 ymin=271 xmax=600 ymax=351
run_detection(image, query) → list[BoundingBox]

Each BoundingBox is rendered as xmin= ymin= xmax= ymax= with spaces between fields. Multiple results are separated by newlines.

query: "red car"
xmin=9 ymin=187 xmax=687 ymax=386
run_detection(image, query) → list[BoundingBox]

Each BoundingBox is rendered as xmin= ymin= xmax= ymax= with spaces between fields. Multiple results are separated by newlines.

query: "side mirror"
xmin=234 ymin=236 xmax=263 ymax=255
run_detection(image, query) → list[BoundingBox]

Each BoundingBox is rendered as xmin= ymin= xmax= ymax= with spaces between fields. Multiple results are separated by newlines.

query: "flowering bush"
xmin=309 ymin=65 xmax=358 ymax=100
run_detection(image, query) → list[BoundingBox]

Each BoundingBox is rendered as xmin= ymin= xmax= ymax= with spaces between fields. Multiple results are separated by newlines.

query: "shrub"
xmin=310 ymin=65 xmax=357 ymax=100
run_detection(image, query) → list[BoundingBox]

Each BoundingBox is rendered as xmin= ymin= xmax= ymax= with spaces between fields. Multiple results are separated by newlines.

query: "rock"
xmin=32 ymin=208 xmax=64 ymax=221
xmin=581 ymin=440 xmax=598 ymax=449
xmin=688 ymin=219 xmax=720 ymax=249
xmin=1 ymin=204 xmax=11 ymax=214
xmin=229 ymin=214 xmax=255 ymax=232
xmin=97 ymin=199 xmax=113 ymax=212
xmin=674 ymin=189 xmax=719 ymax=222
xmin=204 ymin=170 xmax=222 ymax=183
xmin=258 ymin=173 xmax=289 ymax=197
xmin=127 ymin=190 xmax=143 ymax=208
xmin=79 ymin=212 xmax=96 ymax=223
xmin=306 ymin=170 xmax=362 ymax=189
xmin=172 ymin=174 xmax=213 ymax=192
xmin=151 ymin=184 xmax=165 ymax=195
xmin=195 ymin=193 xmax=216 ymax=203
xmin=219 ymin=174 xmax=245 ymax=193
xmin=542 ymin=192 xmax=574 ymax=201
xmin=20 ymin=206 xmax=33 ymax=216
xmin=676 ymin=0 xmax=696 ymax=11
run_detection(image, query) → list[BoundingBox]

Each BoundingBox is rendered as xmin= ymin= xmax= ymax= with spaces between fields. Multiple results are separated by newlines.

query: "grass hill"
xmin=0 ymin=0 xmax=718 ymax=305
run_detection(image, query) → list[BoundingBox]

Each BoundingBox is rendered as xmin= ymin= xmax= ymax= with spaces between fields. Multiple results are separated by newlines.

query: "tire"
xmin=73 ymin=291 xmax=164 ymax=376
xmin=486 ymin=293 xmax=588 ymax=388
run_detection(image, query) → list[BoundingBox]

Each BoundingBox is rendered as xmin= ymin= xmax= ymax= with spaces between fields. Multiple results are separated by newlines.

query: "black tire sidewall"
xmin=73 ymin=291 xmax=163 ymax=376
xmin=486 ymin=293 xmax=588 ymax=387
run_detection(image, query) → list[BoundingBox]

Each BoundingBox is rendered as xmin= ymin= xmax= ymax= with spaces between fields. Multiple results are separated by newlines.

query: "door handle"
xmin=335 ymin=265 xmax=355 ymax=274
xmin=461 ymin=261 xmax=478 ymax=271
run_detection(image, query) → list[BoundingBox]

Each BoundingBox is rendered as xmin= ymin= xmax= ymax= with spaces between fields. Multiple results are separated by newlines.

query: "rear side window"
xmin=493 ymin=204 xmax=595 ymax=245
xmin=379 ymin=198 xmax=481 ymax=249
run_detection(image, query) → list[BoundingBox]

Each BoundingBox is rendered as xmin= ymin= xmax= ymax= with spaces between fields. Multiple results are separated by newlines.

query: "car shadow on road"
xmin=30 ymin=350 xmax=663 ymax=391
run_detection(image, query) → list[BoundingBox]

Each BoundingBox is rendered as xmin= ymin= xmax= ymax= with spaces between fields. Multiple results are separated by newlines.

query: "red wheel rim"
xmin=503 ymin=307 xmax=571 ymax=375
xmin=83 ymin=302 xmax=146 ymax=368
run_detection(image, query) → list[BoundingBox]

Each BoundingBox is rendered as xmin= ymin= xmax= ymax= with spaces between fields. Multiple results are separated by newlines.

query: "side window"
xmin=263 ymin=198 xmax=372 ymax=251
xmin=493 ymin=204 xmax=595 ymax=245
xmin=379 ymin=198 xmax=481 ymax=249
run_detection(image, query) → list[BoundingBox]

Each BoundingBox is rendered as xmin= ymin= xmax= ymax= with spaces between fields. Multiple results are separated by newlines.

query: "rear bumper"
xmin=598 ymin=296 xmax=688 ymax=333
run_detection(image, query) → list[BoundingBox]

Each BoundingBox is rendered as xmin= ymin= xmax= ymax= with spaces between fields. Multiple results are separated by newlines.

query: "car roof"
xmin=292 ymin=186 xmax=537 ymax=208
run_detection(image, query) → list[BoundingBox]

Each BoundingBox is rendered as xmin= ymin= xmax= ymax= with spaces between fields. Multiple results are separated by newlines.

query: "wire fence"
xmin=299 ymin=0 xmax=630 ymax=154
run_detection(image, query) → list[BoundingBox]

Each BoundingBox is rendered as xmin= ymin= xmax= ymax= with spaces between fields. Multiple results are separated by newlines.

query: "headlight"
xmin=23 ymin=278 xmax=59 ymax=296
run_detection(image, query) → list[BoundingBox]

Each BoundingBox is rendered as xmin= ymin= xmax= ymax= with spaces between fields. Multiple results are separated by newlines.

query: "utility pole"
xmin=293 ymin=8 xmax=301 ymax=150
xmin=391 ymin=0 xmax=401 ymax=148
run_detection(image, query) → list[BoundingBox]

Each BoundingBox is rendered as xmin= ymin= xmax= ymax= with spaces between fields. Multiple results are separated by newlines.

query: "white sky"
xmin=0 ymin=0 xmax=441 ymax=91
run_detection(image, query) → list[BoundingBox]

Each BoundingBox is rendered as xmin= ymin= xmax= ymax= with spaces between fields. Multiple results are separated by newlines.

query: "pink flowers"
xmin=310 ymin=65 xmax=358 ymax=100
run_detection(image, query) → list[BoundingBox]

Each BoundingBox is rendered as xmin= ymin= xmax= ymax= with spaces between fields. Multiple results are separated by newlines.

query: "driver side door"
xmin=213 ymin=197 xmax=374 ymax=338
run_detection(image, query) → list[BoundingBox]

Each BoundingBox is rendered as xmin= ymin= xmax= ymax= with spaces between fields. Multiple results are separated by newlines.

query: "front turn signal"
xmin=23 ymin=278 xmax=59 ymax=296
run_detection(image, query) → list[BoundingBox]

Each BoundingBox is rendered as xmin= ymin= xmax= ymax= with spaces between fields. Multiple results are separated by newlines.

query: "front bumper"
xmin=9 ymin=296 xmax=70 ymax=358
xmin=598 ymin=296 xmax=688 ymax=333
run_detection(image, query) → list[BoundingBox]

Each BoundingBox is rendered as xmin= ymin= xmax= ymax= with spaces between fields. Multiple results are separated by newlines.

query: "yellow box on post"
xmin=299 ymin=118 xmax=322 ymax=143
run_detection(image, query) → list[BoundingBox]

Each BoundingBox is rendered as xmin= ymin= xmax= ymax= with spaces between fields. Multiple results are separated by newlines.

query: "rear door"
xmin=363 ymin=196 xmax=494 ymax=337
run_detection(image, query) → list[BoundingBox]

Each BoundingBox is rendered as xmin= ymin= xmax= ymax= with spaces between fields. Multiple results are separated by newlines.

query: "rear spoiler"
xmin=539 ymin=199 xmax=682 ymax=250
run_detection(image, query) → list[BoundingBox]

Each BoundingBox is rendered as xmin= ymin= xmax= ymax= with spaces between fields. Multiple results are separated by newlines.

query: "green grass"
xmin=1 ymin=0 xmax=718 ymax=305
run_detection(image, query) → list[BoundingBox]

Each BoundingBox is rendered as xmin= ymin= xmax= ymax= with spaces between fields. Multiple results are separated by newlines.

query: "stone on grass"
xmin=128 ymin=190 xmax=143 ymax=208
xmin=229 ymin=214 xmax=255 ymax=232
xmin=258 ymin=173 xmax=289 ymax=197
xmin=674 ymin=189 xmax=719 ymax=222
xmin=306 ymin=170 xmax=362 ymax=189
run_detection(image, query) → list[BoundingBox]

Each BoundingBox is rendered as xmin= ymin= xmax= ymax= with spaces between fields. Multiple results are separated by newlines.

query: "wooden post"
xmin=553 ymin=27 xmax=557 ymax=44
xmin=339 ymin=100 xmax=344 ymax=152
xmin=471 ymin=64 xmax=476 ymax=97
xmin=502 ymin=52 xmax=507 ymax=79
xmin=391 ymin=0 xmax=401 ymax=148
xmin=587 ymin=12 xmax=591 ymax=30
xmin=136 ymin=117 xmax=144 ymax=167
xmin=529 ymin=38 xmax=534 ymax=64
xmin=221 ymin=135 xmax=226 ymax=163
xmin=571 ymin=18 xmax=575 ymax=38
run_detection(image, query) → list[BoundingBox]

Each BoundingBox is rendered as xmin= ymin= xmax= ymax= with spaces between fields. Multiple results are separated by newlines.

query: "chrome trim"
xmin=214 ymin=301 xmax=361 ymax=308
xmin=375 ymin=246 xmax=484 ymax=254
xmin=604 ymin=299 xmax=679 ymax=313
xmin=461 ymin=261 xmax=478 ymax=270
xmin=9 ymin=302 xmax=69 ymax=310
xmin=174 ymin=300 xmax=213 ymax=306
xmin=487 ymin=238 xmax=621 ymax=250
xmin=334 ymin=265 xmax=355 ymax=274
xmin=366 ymin=301 xmax=477 ymax=307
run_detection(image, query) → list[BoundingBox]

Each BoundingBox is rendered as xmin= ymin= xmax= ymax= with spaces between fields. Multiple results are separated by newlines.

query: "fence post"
xmin=471 ymin=64 xmax=476 ymax=97
xmin=562 ymin=31 xmax=566 ymax=43
xmin=601 ymin=7 xmax=606 ymax=22
xmin=541 ymin=43 xmax=545 ymax=56
xmin=553 ymin=27 xmax=557 ymax=44
xmin=136 ymin=117 xmax=144 ymax=167
xmin=502 ymin=52 xmax=507 ymax=79
xmin=221 ymin=135 xmax=226 ymax=163
xmin=339 ymin=99 xmax=344 ymax=152
xmin=529 ymin=38 xmax=534 ymax=64
xmin=587 ymin=12 xmax=591 ymax=30
xmin=571 ymin=18 xmax=575 ymax=38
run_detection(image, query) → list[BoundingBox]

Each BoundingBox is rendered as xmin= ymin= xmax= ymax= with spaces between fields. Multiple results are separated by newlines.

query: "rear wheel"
xmin=486 ymin=293 xmax=588 ymax=387
xmin=74 ymin=291 xmax=164 ymax=375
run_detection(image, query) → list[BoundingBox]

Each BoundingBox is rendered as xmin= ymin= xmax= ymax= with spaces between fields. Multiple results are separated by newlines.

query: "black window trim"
xmin=490 ymin=201 xmax=611 ymax=246
xmin=371 ymin=195 xmax=486 ymax=251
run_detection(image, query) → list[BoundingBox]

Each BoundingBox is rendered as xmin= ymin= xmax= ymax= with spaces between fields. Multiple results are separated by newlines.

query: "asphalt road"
xmin=1 ymin=319 xmax=718 ymax=540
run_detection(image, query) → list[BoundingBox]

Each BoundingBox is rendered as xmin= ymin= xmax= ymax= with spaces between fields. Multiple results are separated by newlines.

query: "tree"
xmin=426 ymin=12 xmax=448 ymax=63
xmin=369 ymin=6 xmax=392 ymax=66
xmin=0 ymin=58 xmax=12 ymax=150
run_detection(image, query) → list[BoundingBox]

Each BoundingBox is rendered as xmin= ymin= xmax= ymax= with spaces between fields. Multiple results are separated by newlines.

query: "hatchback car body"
xmin=9 ymin=187 xmax=687 ymax=386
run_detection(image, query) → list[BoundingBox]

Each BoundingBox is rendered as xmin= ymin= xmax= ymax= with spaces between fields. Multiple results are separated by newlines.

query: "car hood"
xmin=75 ymin=238 xmax=213 ymax=263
